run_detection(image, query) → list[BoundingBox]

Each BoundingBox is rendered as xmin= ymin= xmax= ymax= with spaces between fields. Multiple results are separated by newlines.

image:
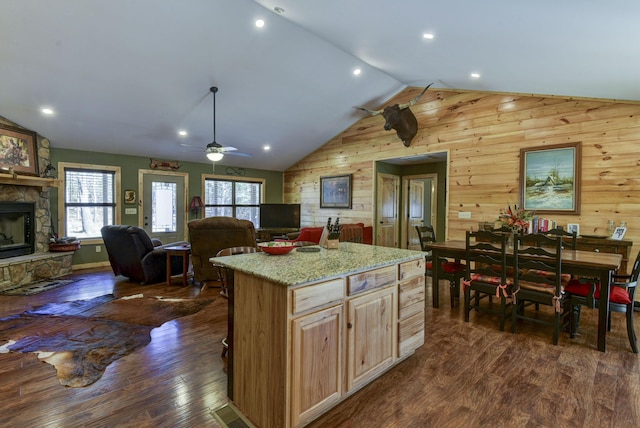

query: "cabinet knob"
xmin=347 ymin=322 xmax=353 ymax=329
xmin=594 ymin=248 xmax=600 ymax=252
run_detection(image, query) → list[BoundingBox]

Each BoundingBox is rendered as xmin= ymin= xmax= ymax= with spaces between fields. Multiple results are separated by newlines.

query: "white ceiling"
xmin=1 ymin=0 xmax=639 ymax=172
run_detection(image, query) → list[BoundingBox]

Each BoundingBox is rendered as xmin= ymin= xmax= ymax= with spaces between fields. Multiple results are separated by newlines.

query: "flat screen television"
xmin=259 ymin=203 xmax=301 ymax=229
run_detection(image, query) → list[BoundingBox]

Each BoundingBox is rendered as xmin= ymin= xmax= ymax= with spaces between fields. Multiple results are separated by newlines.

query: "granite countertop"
xmin=211 ymin=242 xmax=425 ymax=286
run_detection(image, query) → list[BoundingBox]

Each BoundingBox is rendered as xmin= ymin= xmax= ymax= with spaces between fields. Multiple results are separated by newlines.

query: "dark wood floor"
xmin=1 ymin=268 xmax=638 ymax=427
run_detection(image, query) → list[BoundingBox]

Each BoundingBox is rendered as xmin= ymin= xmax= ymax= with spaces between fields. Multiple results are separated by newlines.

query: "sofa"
xmin=286 ymin=223 xmax=373 ymax=245
xmin=187 ymin=216 xmax=257 ymax=284
xmin=101 ymin=225 xmax=189 ymax=284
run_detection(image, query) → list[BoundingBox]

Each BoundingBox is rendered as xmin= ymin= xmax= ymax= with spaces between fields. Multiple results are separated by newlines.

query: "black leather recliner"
xmin=101 ymin=225 xmax=188 ymax=284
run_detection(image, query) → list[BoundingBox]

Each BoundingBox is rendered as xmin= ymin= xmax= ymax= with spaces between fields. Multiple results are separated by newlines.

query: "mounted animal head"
xmin=355 ymin=83 xmax=433 ymax=147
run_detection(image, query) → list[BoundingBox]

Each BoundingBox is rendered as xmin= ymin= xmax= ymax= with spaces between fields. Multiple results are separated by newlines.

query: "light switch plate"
xmin=458 ymin=211 xmax=472 ymax=219
xmin=125 ymin=208 xmax=137 ymax=215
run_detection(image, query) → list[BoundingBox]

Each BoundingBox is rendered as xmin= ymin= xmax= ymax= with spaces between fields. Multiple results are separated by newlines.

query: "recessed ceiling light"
xmin=41 ymin=108 xmax=54 ymax=115
xmin=353 ymin=68 xmax=361 ymax=76
xmin=178 ymin=130 xmax=187 ymax=137
xmin=255 ymin=19 xmax=265 ymax=28
xmin=470 ymin=72 xmax=481 ymax=79
xmin=263 ymin=145 xmax=271 ymax=151
xmin=423 ymin=33 xmax=434 ymax=39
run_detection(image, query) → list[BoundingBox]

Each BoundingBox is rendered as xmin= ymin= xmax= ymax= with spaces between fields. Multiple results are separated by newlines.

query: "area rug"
xmin=0 ymin=278 xmax=81 ymax=296
xmin=0 ymin=293 xmax=213 ymax=387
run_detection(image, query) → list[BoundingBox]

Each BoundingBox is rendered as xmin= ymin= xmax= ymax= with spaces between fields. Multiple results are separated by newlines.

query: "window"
xmin=204 ymin=176 xmax=263 ymax=226
xmin=59 ymin=163 xmax=121 ymax=240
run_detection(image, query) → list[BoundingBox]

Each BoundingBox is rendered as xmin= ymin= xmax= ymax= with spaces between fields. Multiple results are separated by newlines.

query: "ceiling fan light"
xmin=207 ymin=151 xmax=224 ymax=161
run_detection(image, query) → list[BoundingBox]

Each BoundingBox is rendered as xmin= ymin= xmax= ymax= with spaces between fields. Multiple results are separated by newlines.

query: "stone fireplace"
xmin=0 ymin=120 xmax=73 ymax=292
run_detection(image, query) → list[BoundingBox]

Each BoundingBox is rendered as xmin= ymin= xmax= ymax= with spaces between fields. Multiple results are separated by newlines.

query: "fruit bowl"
xmin=258 ymin=241 xmax=297 ymax=255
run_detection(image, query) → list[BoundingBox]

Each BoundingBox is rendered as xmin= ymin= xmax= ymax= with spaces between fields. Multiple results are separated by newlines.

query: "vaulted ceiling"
xmin=1 ymin=0 xmax=639 ymax=171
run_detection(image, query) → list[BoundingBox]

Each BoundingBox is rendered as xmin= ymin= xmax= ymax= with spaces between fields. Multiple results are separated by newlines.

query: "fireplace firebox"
xmin=0 ymin=202 xmax=35 ymax=259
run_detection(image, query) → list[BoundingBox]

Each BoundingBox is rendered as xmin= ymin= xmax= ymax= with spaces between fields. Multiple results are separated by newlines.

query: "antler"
xmin=398 ymin=82 xmax=433 ymax=109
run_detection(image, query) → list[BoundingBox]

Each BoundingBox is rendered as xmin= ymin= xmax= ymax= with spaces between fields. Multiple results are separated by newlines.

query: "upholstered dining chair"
xmin=214 ymin=246 xmax=258 ymax=358
xmin=463 ymin=230 xmax=511 ymax=331
xmin=565 ymin=250 xmax=640 ymax=353
xmin=416 ymin=225 xmax=466 ymax=307
xmin=512 ymin=233 xmax=572 ymax=345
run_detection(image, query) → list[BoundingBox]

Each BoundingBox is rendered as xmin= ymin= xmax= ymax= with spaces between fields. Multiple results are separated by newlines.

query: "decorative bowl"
xmin=258 ymin=241 xmax=296 ymax=255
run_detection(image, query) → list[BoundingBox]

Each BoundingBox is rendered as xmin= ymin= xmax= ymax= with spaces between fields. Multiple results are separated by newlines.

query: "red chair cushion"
xmin=425 ymin=260 xmax=465 ymax=273
xmin=565 ymin=280 xmax=632 ymax=305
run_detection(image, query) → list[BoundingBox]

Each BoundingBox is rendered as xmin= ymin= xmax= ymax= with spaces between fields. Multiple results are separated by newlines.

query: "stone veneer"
xmin=0 ymin=119 xmax=73 ymax=291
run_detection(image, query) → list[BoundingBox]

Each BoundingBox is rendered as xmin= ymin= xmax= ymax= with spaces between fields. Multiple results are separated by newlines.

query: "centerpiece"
xmin=496 ymin=204 xmax=534 ymax=235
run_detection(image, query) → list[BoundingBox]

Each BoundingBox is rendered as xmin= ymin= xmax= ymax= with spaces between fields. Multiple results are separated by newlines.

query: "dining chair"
xmin=565 ymin=250 xmax=640 ymax=353
xmin=512 ymin=233 xmax=572 ymax=345
xmin=416 ymin=225 xmax=466 ymax=307
xmin=463 ymin=230 xmax=511 ymax=331
xmin=214 ymin=246 xmax=258 ymax=358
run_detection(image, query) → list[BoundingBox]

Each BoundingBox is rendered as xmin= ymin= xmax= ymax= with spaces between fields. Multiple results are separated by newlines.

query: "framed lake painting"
xmin=519 ymin=142 xmax=581 ymax=215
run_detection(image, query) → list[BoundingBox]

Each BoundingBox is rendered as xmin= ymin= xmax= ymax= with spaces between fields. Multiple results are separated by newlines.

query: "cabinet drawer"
xmin=347 ymin=265 xmax=396 ymax=295
xmin=398 ymin=311 xmax=425 ymax=357
xmin=399 ymin=258 xmax=425 ymax=281
xmin=398 ymin=275 xmax=425 ymax=319
xmin=291 ymin=278 xmax=344 ymax=315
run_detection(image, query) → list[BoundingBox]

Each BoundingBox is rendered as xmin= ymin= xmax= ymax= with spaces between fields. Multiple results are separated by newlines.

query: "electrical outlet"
xmin=96 ymin=246 xmax=101 ymax=253
xmin=458 ymin=211 xmax=472 ymax=219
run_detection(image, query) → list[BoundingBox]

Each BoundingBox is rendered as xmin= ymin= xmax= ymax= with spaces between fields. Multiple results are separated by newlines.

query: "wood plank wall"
xmin=284 ymin=87 xmax=640 ymax=259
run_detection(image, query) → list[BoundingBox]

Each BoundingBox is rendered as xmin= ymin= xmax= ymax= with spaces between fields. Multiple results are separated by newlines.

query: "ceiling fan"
xmin=182 ymin=86 xmax=251 ymax=161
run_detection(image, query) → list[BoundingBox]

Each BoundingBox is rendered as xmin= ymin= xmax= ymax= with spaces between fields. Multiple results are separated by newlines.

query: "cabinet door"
xmin=291 ymin=305 xmax=343 ymax=427
xmin=346 ymin=286 xmax=396 ymax=392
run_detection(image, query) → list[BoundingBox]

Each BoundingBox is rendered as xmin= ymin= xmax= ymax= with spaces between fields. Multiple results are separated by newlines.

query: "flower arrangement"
xmin=496 ymin=204 xmax=534 ymax=233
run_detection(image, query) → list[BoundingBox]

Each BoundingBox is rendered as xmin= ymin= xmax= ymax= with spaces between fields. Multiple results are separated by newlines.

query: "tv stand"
xmin=257 ymin=228 xmax=299 ymax=242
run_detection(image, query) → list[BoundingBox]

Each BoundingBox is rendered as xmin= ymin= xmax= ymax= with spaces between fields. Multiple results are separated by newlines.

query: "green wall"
xmin=50 ymin=148 xmax=284 ymax=266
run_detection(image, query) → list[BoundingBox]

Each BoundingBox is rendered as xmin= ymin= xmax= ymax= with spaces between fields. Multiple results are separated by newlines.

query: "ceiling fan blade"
xmin=225 ymin=151 xmax=252 ymax=157
xmin=220 ymin=146 xmax=237 ymax=152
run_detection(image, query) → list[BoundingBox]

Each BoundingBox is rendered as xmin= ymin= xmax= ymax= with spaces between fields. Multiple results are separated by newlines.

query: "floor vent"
xmin=211 ymin=403 xmax=254 ymax=428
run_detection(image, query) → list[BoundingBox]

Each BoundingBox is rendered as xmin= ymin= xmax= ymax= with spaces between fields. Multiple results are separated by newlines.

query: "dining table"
xmin=426 ymin=240 xmax=623 ymax=352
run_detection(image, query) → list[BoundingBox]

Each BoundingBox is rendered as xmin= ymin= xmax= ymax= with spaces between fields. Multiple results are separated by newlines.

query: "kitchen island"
xmin=213 ymin=243 xmax=426 ymax=428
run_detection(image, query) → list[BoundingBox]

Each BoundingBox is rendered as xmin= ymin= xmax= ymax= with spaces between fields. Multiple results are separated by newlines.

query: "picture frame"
xmin=567 ymin=223 xmax=580 ymax=236
xmin=320 ymin=174 xmax=352 ymax=209
xmin=0 ymin=123 xmax=39 ymax=176
xmin=611 ymin=226 xmax=627 ymax=241
xmin=519 ymin=142 xmax=581 ymax=215
xmin=124 ymin=189 xmax=136 ymax=204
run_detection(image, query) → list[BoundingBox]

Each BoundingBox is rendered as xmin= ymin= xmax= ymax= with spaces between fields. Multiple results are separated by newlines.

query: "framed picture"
xmin=0 ymin=123 xmax=39 ymax=176
xmin=567 ymin=223 xmax=580 ymax=236
xmin=611 ymin=226 xmax=627 ymax=241
xmin=320 ymin=174 xmax=352 ymax=209
xmin=124 ymin=189 xmax=136 ymax=204
xmin=519 ymin=142 xmax=581 ymax=214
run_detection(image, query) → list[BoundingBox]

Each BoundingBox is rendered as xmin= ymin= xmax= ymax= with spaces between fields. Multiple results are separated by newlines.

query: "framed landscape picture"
xmin=0 ymin=123 xmax=39 ymax=176
xmin=519 ymin=142 xmax=581 ymax=215
xmin=320 ymin=174 xmax=352 ymax=209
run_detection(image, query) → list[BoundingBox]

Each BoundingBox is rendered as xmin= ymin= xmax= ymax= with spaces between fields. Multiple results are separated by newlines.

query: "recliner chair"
xmin=101 ymin=225 xmax=188 ymax=284
xmin=187 ymin=216 xmax=257 ymax=285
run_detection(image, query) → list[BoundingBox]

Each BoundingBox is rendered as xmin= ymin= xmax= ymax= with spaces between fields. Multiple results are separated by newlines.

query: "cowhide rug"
xmin=0 ymin=294 xmax=213 ymax=387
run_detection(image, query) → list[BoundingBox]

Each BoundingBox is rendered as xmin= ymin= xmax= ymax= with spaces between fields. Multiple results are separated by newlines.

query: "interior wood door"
xmin=406 ymin=179 xmax=425 ymax=250
xmin=377 ymin=173 xmax=399 ymax=248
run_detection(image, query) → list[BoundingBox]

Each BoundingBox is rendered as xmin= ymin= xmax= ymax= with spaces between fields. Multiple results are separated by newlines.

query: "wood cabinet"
xmin=291 ymin=304 xmax=343 ymax=428
xmin=346 ymin=286 xmax=396 ymax=391
xmin=574 ymin=237 xmax=632 ymax=275
xmin=229 ymin=254 xmax=424 ymax=428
